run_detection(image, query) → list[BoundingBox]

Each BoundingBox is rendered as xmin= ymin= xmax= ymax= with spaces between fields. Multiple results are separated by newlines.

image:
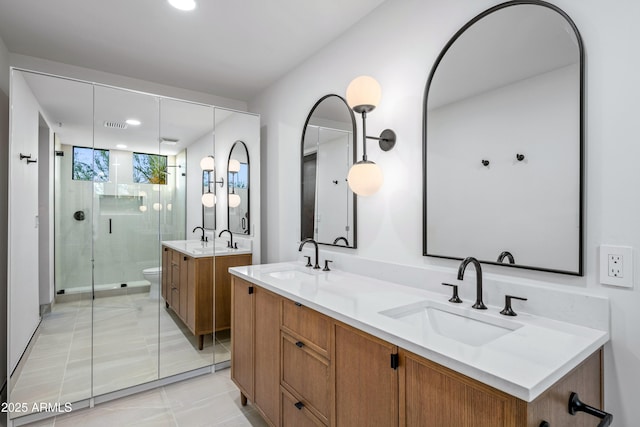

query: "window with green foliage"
xmin=73 ymin=146 xmax=109 ymax=181
xmin=133 ymin=152 xmax=167 ymax=184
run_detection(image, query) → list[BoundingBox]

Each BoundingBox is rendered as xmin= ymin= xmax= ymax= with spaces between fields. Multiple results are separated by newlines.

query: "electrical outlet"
xmin=600 ymin=245 xmax=633 ymax=288
xmin=608 ymin=254 xmax=623 ymax=278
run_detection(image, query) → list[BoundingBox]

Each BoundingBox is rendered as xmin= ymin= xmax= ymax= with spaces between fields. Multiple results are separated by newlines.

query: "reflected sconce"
xmin=345 ymin=76 xmax=396 ymax=196
xmin=228 ymin=159 xmax=241 ymax=208
xmin=201 ymin=155 xmax=224 ymax=207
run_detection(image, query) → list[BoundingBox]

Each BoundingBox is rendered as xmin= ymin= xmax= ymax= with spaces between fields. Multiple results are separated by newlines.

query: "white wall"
xmin=8 ymin=71 xmax=41 ymax=373
xmin=249 ymin=0 xmax=640 ymax=424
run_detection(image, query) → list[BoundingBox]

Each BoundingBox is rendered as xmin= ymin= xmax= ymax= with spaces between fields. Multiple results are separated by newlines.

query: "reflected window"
xmin=72 ymin=146 xmax=109 ymax=181
xmin=133 ymin=152 xmax=167 ymax=184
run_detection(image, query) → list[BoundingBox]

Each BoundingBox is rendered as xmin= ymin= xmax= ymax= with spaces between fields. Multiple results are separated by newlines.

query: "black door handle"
xmin=294 ymin=401 xmax=304 ymax=410
xmin=109 ymin=218 xmax=112 ymax=234
xmin=295 ymin=341 xmax=304 ymax=348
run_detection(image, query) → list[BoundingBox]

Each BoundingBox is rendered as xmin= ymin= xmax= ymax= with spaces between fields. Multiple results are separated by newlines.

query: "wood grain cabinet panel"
xmin=334 ymin=323 xmax=398 ymax=427
xmin=231 ymin=277 xmax=281 ymax=427
xmin=281 ymin=333 xmax=330 ymax=423
xmin=282 ymin=299 xmax=330 ymax=357
xmin=281 ymin=387 xmax=326 ymax=427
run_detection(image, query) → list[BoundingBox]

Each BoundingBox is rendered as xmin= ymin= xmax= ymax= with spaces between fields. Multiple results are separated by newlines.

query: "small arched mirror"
xmin=423 ymin=1 xmax=583 ymax=274
xmin=301 ymin=94 xmax=357 ymax=248
xmin=227 ymin=140 xmax=250 ymax=234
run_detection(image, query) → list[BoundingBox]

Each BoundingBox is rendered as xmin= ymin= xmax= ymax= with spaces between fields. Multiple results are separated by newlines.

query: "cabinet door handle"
xmin=295 ymin=341 xmax=304 ymax=348
xmin=248 ymin=286 xmax=254 ymax=294
xmin=183 ymin=256 xmax=187 ymax=261
xmin=294 ymin=401 xmax=304 ymax=410
xmin=294 ymin=302 xmax=302 ymax=307
xmin=109 ymin=218 xmax=112 ymax=234
xmin=164 ymin=247 xmax=168 ymax=252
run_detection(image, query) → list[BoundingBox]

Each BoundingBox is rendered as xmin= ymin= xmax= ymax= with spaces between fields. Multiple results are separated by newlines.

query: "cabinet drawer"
xmin=281 ymin=333 xmax=330 ymax=422
xmin=281 ymin=387 xmax=326 ymax=427
xmin=281 ymin=299 xmax=330 ymax=356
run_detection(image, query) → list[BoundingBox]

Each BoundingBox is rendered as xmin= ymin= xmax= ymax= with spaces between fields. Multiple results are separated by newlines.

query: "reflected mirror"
xmin=423 ymin=1 xmax=583 ymax=274
xmin=227 ymin=141 xmax=250 ymax=234
xmin=301 ymin=94 xmax=357 ymax=247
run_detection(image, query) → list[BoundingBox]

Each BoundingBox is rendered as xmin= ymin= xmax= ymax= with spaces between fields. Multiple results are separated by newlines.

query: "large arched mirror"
xmin=423 ymin=0 xmax=583 ymax=274
xmin=227 ymin=140 xmax=250 ymax=234
xmin=301 ymin=94 xmax=357 ymax=248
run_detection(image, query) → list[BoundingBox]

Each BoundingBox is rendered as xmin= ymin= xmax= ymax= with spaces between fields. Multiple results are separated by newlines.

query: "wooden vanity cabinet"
xmin=231 ymin=277 xmax=281 ymax=427
xmin=231 ymin=282 xmax=603 ymax=427
xmin=162 ymin=246 xmax=251 ymax=350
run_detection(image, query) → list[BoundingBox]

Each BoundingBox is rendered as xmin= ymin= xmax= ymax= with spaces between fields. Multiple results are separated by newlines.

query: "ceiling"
xmin=0 ymin=0 xmax=386 ymax=102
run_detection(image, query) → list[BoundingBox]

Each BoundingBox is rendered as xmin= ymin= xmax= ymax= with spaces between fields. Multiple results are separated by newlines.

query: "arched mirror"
xmin=423 ymin=0 xmax=583 ymax=274
xmin=301 ymin=94 xmax=357 ymax=248
xmin=227 ymin=140 xmax=250 ymax=234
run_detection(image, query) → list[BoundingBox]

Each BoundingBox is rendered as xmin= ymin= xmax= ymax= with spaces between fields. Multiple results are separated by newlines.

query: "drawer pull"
xmin=294 ymin=401 xmax=304 ymax=410
xmin=294 ymin=302 xmax=302 ymax=307
xmin=295 ymin=341 xmax=304 ymax=348
xmin=183 ymin=256 xmax=187 ymax=261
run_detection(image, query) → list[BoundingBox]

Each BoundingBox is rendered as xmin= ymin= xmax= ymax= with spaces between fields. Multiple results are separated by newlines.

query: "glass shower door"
xmin=91 ymin=86 xmax=161 ymax=395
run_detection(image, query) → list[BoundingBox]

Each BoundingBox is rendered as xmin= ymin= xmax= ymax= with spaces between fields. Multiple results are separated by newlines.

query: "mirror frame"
xmin=300 ymin=94 xmax=358 ymax=248
xmin=422 ymin=0 xmax=584 ymax=275
xmin=227 ymin=140 xmax=250 ymax=234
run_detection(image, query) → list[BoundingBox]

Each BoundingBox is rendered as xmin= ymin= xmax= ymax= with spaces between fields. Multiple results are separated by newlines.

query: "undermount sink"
xmin=380 ymin=300 xmax=522 ymax=347
xmin=268 ymin=269 xmax=315 ymax=281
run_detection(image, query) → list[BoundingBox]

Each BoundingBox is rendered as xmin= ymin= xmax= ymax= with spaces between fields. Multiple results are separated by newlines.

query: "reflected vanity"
xmin=301 ymin=94 xmax=357 ymax=248
xmin=423 ymin=0 xmax=584 ymax=275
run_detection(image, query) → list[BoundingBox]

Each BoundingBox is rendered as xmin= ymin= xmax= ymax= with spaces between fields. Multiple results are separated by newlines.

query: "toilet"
xmin=142 ymin=267 xmax=161 ymax=300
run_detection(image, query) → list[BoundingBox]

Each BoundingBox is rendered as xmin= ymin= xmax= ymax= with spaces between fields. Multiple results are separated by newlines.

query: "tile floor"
xmin=22 ymin=369 xmax=269 ymax=427
xmin=10 ymin=291 xmax=231 ymax=420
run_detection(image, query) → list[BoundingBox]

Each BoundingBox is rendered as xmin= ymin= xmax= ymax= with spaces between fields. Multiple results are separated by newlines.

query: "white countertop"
xmin=229 ymin=262 xmax=609 ymax=402
xmin=162 ymin=240 xmax=252 ymax=258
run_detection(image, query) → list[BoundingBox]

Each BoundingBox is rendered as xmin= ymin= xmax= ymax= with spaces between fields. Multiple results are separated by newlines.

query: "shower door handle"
xmin=109 ymin=218 xmax=112 ymax=234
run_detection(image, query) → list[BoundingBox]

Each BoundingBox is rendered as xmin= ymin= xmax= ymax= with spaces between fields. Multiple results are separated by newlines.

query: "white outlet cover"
xmin=599 ymin=245 xmax=633 ymax=288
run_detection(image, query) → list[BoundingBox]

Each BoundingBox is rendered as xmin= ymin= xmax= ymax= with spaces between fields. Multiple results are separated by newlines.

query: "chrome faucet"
xmin=298 ymin=238 xmax=320 ymax=269
xmin=457 ymin=257 xmax=487 ymax=310
xmin=497 ymin=251 xmax=515 ymax=264
xmin=192 ymin=226 xmax=206 ymax=242
xmin=218 ymin=229 xmax=236 ymax=248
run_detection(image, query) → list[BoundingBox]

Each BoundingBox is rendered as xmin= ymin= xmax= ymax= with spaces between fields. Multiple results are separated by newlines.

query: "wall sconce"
xmin=345 ymin=75 xmax=396 ymax=196
xmin=228 ymin=158 xmax=241 ymax=208
xmin=201 ymin=155 xmax=223 ymax=207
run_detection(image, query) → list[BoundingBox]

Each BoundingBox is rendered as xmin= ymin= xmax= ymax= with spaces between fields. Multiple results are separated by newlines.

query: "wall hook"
xmin=19 ymin=153 xmax=31 ymax=160
xmin=481 ymin=159 xmax=490 ymax=167
xmin=27 ymin=159 xmax=38 ymax=164
xmin=332 ymin=180 xmax=339 ymax=185
xmin=516 ymin=153 xmax=525 ymax=161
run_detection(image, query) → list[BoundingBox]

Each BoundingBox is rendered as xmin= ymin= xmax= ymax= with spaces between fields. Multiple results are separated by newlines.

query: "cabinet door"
xmin=170 ymin=250 xmax=180 ymax=310
xmin=399 ymin=350 xmax=522 ymax=427
xmin=254 ymin=286 xmax=281 ymax=427
xmin=334 ymin=323 xmax=398 ymax=427
xmin=231 ymin=277 xmax=254 ymax=401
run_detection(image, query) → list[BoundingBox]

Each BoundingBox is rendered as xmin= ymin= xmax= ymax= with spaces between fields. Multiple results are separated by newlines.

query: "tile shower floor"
xmin=10 ymin=291 xmax=232 ymax=421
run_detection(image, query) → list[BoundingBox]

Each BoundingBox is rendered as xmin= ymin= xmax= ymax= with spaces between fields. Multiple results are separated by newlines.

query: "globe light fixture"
xmin=345 ymin=76 xmax=396 ymax=196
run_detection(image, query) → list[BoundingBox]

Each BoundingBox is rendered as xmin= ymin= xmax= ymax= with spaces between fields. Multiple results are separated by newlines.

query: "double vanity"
xmin=229 ymin=262 xmax=609 ymax=427
xmin=161 ymin=240 xmax=252 ymax=350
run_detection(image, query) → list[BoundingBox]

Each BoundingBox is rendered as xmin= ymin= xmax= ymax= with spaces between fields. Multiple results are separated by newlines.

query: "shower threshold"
xmin=55 ymin=280 xmax=151 ymax=302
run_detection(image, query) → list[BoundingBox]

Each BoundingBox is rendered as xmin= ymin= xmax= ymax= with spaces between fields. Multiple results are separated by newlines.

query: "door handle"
xmin=109 ymin=218 xmax=112 ymax=234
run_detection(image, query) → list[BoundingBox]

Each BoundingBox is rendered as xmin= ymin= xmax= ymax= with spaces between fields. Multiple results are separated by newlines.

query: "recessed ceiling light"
xmin=126 ymin=119 xmax=141 ymax=126
xmin=168 ymin=0 xmax=196 ymax=11
xmin=116 ymin=144 xmax=127 ymax=149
